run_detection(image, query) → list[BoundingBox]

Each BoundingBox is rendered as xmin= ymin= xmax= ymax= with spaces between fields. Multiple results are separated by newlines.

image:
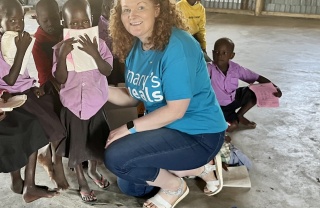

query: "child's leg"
xmin=236 ymin=88 xmax=257 ymax=128
xmin=23 ymin=151 xmax=59 ymax=203
xmin=87 ymin=160 xmax=110 ymax=189
xmin=50 ymin=141 xmax=69 ymax=190
xmin=10 ymin=170 xmax=23 ymax=194
xmin=37 ymin=144 xmax=54 ymax=178
xmin=75 ymin=164 xmax=97 ymax=202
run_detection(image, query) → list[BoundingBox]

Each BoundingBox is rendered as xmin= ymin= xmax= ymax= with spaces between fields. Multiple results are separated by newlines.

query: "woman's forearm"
xmin=108 ymin=86 xmax=139 ymax=107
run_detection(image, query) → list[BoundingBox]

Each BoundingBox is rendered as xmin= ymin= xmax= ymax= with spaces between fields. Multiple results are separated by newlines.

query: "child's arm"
xmin=196 ymin=6 xmax=207 ymax=52
xmin=2 ymin=32 xmax=32 ymax=86
xmin=78 ymin=34 xmax=112 ymax=76
xmin=257 ymin=75 xmax=282 ymax=98
xmin=54 ymin=38 xmax=76 ymax=84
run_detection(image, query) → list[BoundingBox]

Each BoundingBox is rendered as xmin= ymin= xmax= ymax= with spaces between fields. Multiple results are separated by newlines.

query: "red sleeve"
xmin=32 ymin=40 xmax=54 ymax=86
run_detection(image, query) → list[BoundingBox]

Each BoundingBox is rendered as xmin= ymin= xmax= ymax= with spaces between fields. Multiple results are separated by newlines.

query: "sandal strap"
xmin=198 ymin=164 xmax=216 ymax=179
xmin=160 ymin=178 xmax=184 ymax=196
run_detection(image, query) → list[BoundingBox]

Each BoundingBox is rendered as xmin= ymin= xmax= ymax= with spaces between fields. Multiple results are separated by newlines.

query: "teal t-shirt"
xmin=125 ymin=28 xmax=227 ymax=134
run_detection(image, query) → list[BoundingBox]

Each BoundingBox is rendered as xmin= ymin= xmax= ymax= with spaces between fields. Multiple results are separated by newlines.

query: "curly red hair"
xmin=109 ymin=0 xmax=187 ymax=62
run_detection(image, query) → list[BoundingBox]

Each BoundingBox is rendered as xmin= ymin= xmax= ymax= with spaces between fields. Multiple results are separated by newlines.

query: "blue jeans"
xmin=104 ymin=128 xmax=224 ymax=188
xmin=117 ymin=177 xmax=157 ymax=197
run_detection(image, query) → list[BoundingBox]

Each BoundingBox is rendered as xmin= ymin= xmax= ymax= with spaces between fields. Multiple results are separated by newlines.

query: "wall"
xmin=264 ymin=0 xmax=320 ymax=14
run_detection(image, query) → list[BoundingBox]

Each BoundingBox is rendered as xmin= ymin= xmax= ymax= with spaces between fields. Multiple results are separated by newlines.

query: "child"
xmin=0 ymin=89 xmax=59 ymax=203
xmin=176 ymin=0 xmax=206 ymax=52
xmin=33 ymin=0 xmax=63 ymax=90
xmin=32 ymin=0 xmax=69 ymax=190
xmin=207 ymin=37 xmax=282 ymax=132
xmin=53 ymin=0 xmax=112 ymax=202
xmin=97 ymin=0 xmax=125 ymax=85
xmin=0 ymin=0 xmax=67 ymax=187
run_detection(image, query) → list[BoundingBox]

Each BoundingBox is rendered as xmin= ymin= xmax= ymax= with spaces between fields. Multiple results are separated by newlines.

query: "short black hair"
xmin=214 ymin=37 xmax=235 ymax=52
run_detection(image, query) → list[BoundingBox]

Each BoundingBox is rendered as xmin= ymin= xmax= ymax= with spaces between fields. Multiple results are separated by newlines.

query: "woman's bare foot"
xmin=51 ymin=163 xmax=69 ymax=190
xmin=23 ymin=185 xmax=59 ymax=203
xmin=143 ymin=178 xmax=188 ymax=208
xmin=238 ymin=116 xmax=256 ymax=129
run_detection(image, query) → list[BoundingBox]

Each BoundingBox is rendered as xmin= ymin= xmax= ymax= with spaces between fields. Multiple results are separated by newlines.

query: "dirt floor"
xmin=0 ymin=11 xmax=319 ymax=208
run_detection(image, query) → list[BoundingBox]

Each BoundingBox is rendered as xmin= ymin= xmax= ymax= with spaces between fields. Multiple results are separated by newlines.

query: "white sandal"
xmin=198 ymin=153 xmax=223 ymax=196
xmin=143 ymin=178 xmax=189 ymax=208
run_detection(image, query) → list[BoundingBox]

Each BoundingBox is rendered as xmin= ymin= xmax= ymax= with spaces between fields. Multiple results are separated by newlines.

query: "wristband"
xmin=126 ymin=120 xmax=137 ymax=134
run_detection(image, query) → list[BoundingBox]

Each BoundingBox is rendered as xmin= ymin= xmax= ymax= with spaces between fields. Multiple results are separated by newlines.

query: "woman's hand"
xmin=105 ymin=124 xmax=130 ymax=148
xmin=78 ymin=34 xmax=100 ymax=59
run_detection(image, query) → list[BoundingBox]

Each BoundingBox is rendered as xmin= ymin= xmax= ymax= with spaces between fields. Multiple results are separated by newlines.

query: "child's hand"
xmin=59 ymin=38 xmax=77 ymax=58
xmin=0 ymin=111 xmax=5 ymax=121
xmin=15 ymin=31 xmax=32 ymax=52
xmin=1 ymin=92 xmax=12 ymax=103
xmin=273 ymin=86 xmax=282 ymax=98
xmin=78 ymin=34 xmax=99 ymax=59
xmin=31 ymin=86 xmax=45 ymax=98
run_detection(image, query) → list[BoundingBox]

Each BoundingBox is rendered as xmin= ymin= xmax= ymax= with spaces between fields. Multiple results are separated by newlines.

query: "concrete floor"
xmin=1 ymin=11 xmax=320 ymax=208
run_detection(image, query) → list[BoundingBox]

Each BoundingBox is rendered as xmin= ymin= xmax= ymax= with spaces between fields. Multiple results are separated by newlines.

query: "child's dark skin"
xmin=54 ymin=0 xmax=112 ymax=202
xmin=101 ymin=0 xmax=112 ymax=20
xmin=35 ymin=0 xmax=63 ymax=92
xmin=0 ymin=0 xmax=59 ymax=202
xmin=0 ymin=3 xmax=44 ymax=97
xmin=0 ymin=91 xmax=11 ymax=120
xmin=55 ymin=3 xmax=112 ymax=84
xmin=34 ymin=2 xmax=68 ymax=190
xmin=213 ymin=38 xmax=282 ymax=129
xmin=187 ymin=0 xmax=200 ymax=6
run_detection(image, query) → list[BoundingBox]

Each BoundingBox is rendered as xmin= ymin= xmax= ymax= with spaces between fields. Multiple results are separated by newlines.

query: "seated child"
xmin=0 ymin=89 xmax=58 ymax=203
xmin=207 ymin=37 xmax=282 ymax=131
xmin=0 ymin=0 xmax=67 ymax=187
xmin=32 ymin=0 xmax=69 ymax=190
xmin=97 ymin=0 xmax=125 ymax=85
xmin=53 ymin=0 xmax=113 ymax=202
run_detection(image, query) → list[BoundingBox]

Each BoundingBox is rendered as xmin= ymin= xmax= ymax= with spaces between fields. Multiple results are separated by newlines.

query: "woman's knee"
xmin=103 ymin=145 xmax=124 ymax=173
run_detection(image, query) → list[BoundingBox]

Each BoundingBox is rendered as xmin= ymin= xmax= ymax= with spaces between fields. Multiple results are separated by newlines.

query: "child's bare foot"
xmin=51 ymin=163 xmax=69 ymax=190
xmin=238 ymin=116 xmax=256 ymax=129
xmin=37 ymin=153 xmax=54 ymax=179
xmin=23 ymin=185 xmax=59 ymax=203
xmin=226 ymin=121 xmax=238 ymax=132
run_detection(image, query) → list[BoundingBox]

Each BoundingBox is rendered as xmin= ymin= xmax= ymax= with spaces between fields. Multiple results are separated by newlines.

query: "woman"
xmin=104 ymin=0 xmax=227 ymax=207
